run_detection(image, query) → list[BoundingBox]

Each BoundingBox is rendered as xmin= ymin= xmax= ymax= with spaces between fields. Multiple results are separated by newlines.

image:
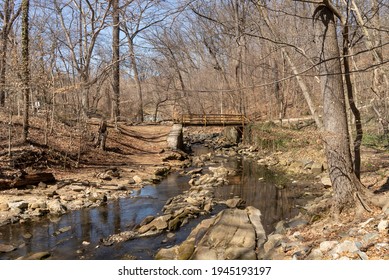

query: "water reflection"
xmin=0 ymin=173 xmax=189 ymax=260
xmin=215 ymin=158 xmax=299 ymax=234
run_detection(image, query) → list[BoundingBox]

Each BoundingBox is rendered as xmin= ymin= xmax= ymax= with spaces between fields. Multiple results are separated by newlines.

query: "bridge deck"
xmin=178 ymin=114 xmax=248 ymax=126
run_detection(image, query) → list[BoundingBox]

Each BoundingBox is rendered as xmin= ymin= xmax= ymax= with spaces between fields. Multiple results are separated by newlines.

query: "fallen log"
xmin=0 ymin=173 xmax=56 ymax=190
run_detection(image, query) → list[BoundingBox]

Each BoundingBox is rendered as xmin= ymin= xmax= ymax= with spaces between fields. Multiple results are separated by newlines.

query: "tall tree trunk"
xmin=233 ymin=0 xmax=245 ymax=114
xmin=0 ymin=33 xmax=8 ymax=107
xmin=341 ymin=7 xmax=362 ymax=179
xmin=21 ymin=0 xmax=30 ymax=142
xmin=128 ymin=40 xmax=144 ymax=122
xmin=314 ymin=4 xmax=360 ymax=213
xmin=112 ymin=0 xmax=120 ymax=120
xmin=0 ymin=0 xmax=20 ymax=107
xmin=0 ymin=0 xmax=10 ymax=107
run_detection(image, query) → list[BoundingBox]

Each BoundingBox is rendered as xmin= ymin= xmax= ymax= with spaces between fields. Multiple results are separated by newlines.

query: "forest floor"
xmin=0 ymin=111 xmax=389 ymax=259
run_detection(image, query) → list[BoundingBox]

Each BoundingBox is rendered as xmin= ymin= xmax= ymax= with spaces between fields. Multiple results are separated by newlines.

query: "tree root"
xmin=355 ymin=192 xmax=372 ymax=212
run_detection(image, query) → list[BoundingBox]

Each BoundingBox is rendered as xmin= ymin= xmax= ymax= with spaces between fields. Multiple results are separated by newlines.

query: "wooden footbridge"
xmin=177 ymin=114 xmax=249 ymax=126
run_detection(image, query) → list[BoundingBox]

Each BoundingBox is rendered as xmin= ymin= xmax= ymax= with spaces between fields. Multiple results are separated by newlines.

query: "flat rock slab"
xmin=156 ymin=207 xmax=266 ymax=260
xmin=192 ymin=208 xmax=256 ymax=260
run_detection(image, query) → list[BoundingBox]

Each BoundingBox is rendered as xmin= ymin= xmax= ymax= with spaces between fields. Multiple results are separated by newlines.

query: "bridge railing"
xmin=178 ymin=114 xmax=248 ymax=126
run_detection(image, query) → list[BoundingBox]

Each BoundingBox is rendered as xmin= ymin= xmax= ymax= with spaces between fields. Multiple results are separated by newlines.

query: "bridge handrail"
xmin=178 ymin=114 xmax=249 ymax=126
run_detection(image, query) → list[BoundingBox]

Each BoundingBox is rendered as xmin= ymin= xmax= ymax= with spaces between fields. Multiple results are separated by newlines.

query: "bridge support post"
xmin=167 ymin=124 xmax=184 ymax=150
xmin=222 ymin=126 xmax=243 ymax=144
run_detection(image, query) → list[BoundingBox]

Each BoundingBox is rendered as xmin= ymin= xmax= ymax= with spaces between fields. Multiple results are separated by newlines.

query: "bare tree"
xmin=54 ymin=0 xmax=112 ymax=117
xmin=21 ymin=0 xmax=30 ymax=142
xmin=111 ymin=0 xmax=120 ymax=120
xmin=0 ymin=1 xmax=21 ymax=107
xmin=255 ymin=2 xmax=323 ymax=129
xmin=120 ymin=0 xmax=170 ymax=122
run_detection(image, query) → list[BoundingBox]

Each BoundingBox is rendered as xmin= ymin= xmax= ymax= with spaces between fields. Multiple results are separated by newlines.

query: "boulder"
xmin=47 ymin=200 xmax=67 ymax=215
xmin=223 ymin=127 xmax=241 ymax=144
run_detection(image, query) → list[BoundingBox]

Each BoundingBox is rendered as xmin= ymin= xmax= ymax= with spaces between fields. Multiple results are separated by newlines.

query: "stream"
xmin=0 ymin=150 xmax=306 ymax=260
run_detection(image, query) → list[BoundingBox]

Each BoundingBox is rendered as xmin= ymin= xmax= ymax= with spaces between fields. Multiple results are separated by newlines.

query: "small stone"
xmin=320 ymin=177 xmax=332 ymax=187
xmin=274 ymin=220 xmax=287 ymax=234
xmin=357 ymin=251 xmax=369 ymax=260
xmin=359 ymin=218 xmax=375 ymax=228
xmin=8 ymin=201 xmax=29 ymax=211
xmin=127 ymin=178 xmax=136 ymax=184
xmin=53 ymin=226 xmax=72 ymax=236
xmin=0 ymin=244 xmax=16 ymax=253
xmin=307 ymin=248 xmax=323 ymax=260
xmin=286 ymin=218 xmax=308 ymax=229
xmin=292 ymin=231 xmax=303 ymax=240
xmin=22 ymin=252 xmax=51 ymax=260
xmin=138 ymin=215 xmax=171 ymax=234
xmin=187 ymin=168 xmax=203 ymax=176
xmin=82 ymin=241 xmax=90 ymax=246
xmin=22 ymin=233 xmax=33 ymax=239
xmin=311 ymin=162 xmax=323 ymax=174
xmin=69 ymin=186 xmax=85 ymax=192
xmin=263 ymin=234 xmax=283 ymax=253
xmin=38 ymin=182 xmax=47 ymax=188
xmin=375 ymin=243 xmax=389 ymax=250
xmin=133 ymin=175 xmax=143 ymax=184
xmin=204 ymin=202 xmax=212 ymax=212
xmin=0 ymin=203 xmax=9 ymax=211
xmin=320 ymin=240 xmax=339 ymax=252
xmin=377 ymin=220 xmax=388 ymax=233
xmin=140 ymin=216 xmax=155 ymax=226
xmin=363 ymin=232 xmax=379 ymax=244
xmin=47 ymin=200 xmax=67 ymax=215
xmin=225 ymin=198 xmax=245 ymax=208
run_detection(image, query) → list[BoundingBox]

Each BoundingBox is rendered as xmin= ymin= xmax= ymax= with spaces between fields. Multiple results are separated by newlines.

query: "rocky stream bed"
xmin=1 ymin=128 xmax=388 ymax=260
